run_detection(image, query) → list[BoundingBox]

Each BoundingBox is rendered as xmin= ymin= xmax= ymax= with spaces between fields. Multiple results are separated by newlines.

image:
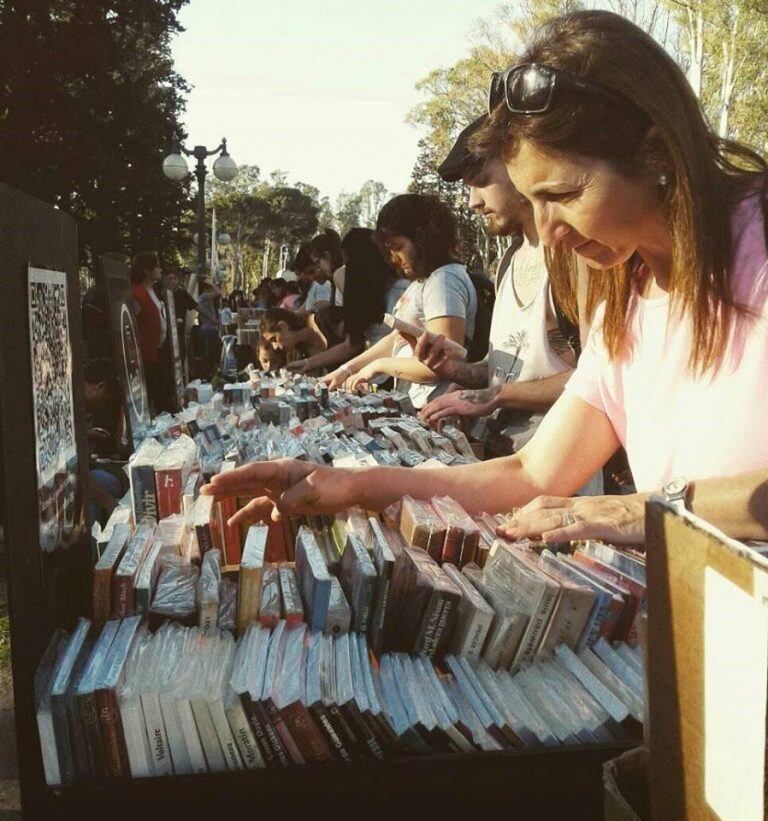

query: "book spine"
xmin=539 ymin=588 xmax=594 ymax=656
xmin=512 ymin=584 xmax=561 ymax=671
xmin=159 ymin=692 xmax=194 ymax=775
xmin=190 ymin=699 xmax=227 ymax=773
xmin=453 ymin=599 xmax=493 ymax=663
xmin=340 ymin=701 xmax=386 ymax=760
xmin=96 ymin=688 xmax=130 ymax=778
xmin=36 ymin=707 xmax=62 ymax=785
xmin=281 ymin=702 xmax=334 ymax=764
xmin=369 ymin=561 xmax=393 ymax=655
xmin=209 ymin=701 xmax=243 ymax=771
xmin=262 ymin=697 xmax=305 ymax=765
xmin=246 ymin=696 xmax=290 ymax=767
xmin=441 ymin=526 xmax=462 ymax=565
xmin=309 ymin=702 xmax=354 ymax=763
xmin=326 ymin=702 xmax=363 ymax=761
xmin=112 ymin=571 xmax=134 ymax=619
xmin=155 ymin=468 xmax=182 ymax=520
xmin=75 ymin=692 xmax=104 ymax=779
xmin=458 ymin=532 xmax=480 ymax=568
xmin=414 ymin=594 xmax=447 ymax=657
xmin=92 ymin=568 xmax=113 ymax=629
xmin=118 ymin=697 xmax=152 ymax=778
xmin=239 ymin=693 xmax=277 ymax=767
xmin=131 ymin=464 xmax=158 ymax=523
xmin=140 ymin=692 xmax=174 ymax=776
xmin=195 ymin=521 xmax=215 ymax=556
xmin=218 ymin=498 xmax=242 ymax=564
xmin=176 ymin=698 xmax=208 ymax=773
xmin=225 ymin=700 xmax=264 ymax=769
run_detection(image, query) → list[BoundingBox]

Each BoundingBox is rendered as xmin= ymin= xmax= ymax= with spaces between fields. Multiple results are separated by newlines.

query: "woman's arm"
xmin=202 ymin=391 xmax=620 ymax=522
xmin=346 ymin=316 xmax=465 ymax=389
xmin=290 ymin=335 xmax=362 ymax=372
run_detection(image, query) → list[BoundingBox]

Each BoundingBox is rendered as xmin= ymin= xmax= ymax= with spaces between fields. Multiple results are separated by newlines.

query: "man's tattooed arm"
xmin=448 ymin=359 xmax=491 ymax=388
xmin=459 ymin=386 xmax=501 ymax=406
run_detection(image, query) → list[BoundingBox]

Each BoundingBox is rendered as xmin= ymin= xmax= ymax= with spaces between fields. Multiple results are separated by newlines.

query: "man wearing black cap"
xmin=416 ymin=114 xmax=581 ymax=456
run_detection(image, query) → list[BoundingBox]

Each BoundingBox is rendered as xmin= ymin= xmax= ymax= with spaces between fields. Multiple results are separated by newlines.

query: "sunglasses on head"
xmin=488 ymin=63 xmax=627 ymax=115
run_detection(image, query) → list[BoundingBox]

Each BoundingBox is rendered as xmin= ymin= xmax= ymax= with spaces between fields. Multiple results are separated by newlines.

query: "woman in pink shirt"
xmin=202 ymin=11 xmax=768 ymax=545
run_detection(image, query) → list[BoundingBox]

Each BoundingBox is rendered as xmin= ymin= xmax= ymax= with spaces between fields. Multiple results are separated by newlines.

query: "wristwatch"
xmin=662 ymin=476 xmax=690 ymax=514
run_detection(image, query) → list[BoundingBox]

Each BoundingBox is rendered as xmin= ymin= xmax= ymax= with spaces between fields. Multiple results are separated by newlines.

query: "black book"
xmin=73 ymin=619 xmax=120 ymax=780
xmin=240 ymin=625 xmax=289 ymax=768
xmin=303 ymin=631 xmax=353 ymax=763
xmin=334 ymin=634 xmax=385 ymax=760
xmin=50 ymin=618 xmax=92 ymax=784
xmin=320 ymin=634 xmax=365 ymax=761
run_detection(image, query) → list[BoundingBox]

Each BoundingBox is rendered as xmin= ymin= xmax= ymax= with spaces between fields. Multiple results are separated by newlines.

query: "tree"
xmin=334 ymin=191 xmax=364 ymax=237
xmin=0 ymin=0 xmax=191 ymax=265
xmin=205 ymin=163 xmax=261 ymax=202
xmin=358 ymin=180 xmax=390 ymax=228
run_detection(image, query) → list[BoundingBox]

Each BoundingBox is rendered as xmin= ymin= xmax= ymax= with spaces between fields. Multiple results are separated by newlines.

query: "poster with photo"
xmin=118 ymin=299 xmax=151 ymax=447
xmin=27 ymin=266 xmax=79 ymax=552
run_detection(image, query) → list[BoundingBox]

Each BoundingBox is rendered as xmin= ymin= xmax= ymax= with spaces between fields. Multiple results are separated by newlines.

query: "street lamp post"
xmin=162 ymin=138 xmax=238 ymax=286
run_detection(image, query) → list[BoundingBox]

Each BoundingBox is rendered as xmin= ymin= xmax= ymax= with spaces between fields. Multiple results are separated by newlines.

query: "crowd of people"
xmin=77 ymin=9 xmax=768 ymax=552
xmin=204 ymin=9 xmax=768 ymax=549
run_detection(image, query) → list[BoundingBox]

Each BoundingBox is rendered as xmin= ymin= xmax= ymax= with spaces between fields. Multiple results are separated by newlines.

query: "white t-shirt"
xmin=392 ymin=263 xmax=477 ymax=409
xmin=303 ymin=280 xmax=342 ymax=312
xmin=566 ymin=191 xmax=768 ymax=492
xmin=147 ymin=285 xmax=167 ymax=348
xmin=489 ymin=238 xmax=570 ymax=385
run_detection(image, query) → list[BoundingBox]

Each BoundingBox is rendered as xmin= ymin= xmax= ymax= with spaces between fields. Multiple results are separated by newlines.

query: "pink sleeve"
xmin=564 ymin=316 xmax=607 ymax=413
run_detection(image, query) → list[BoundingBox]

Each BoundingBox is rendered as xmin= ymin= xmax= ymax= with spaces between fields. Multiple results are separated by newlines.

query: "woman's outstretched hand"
xmin=496 ymin=493 xmax=648 ymax=545
xmin=200 ymin=458 xmax=361 ymax=527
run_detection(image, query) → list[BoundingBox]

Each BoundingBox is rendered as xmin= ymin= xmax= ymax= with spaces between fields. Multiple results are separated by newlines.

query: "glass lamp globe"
xmin=213 ymin=153 xmax=238 ymax=182
xmin=162 ymin=153 xmax=189 ymax=181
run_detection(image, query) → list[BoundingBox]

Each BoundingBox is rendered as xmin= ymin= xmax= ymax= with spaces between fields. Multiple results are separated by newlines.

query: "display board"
xmin=0 ymin=182 xmax=92 ymax=816
xmin=99 ymin=255 xmax=151 ymax=451
xmin=646 ymin=500 xmax=768 ymax=821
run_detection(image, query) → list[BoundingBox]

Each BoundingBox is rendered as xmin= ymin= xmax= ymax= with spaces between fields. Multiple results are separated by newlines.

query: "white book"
xmin=176 ymin=698 xmax=208 ymax=773
xmin=209 ymin=700 xmax=243 ymax=771
xmin=554 ymin=644 xmax=630 ymax=725
xmin=159 ymin=693 xmax=192 ymax=774
xmin=119 ymin=696 xmax=153 ymax=778
xmin=224 ymin=692 xmax=264 ymax=769
xmin=191 ymin=699 xmax=227 ymax=772
xmin=140 ymin=692 xmax=174 ymax=776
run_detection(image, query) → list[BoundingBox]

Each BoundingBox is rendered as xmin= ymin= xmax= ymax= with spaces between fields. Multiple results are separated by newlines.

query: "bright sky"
xmin=171 ymin=0 xmax=503 ymax=203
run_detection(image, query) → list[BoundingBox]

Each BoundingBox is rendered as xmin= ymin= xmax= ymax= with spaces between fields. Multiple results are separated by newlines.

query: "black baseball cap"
xmin=437 ymin=115 xmax=488 ymax=183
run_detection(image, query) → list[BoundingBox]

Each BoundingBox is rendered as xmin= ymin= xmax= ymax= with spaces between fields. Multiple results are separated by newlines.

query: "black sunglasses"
xmin=488 ymin=63 xmax=627 ymax=115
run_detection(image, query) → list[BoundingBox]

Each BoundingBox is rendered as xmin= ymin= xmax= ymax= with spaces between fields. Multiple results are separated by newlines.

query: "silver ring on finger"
xmin=563 ymin=511 xmax=578 ymax=527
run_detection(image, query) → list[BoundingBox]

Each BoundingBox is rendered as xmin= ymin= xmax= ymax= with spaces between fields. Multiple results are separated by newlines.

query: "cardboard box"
xmin=604 ymin=746 xmax=649 ymax=821
xmin=645 ymin=500 xmax=768 ymax=820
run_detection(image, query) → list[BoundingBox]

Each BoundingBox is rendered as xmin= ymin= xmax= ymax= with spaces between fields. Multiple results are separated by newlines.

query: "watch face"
xmin=665 ymin=477 xmax=687 ymax=496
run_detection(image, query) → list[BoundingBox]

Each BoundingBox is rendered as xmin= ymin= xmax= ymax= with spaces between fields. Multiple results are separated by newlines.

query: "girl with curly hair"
xmin=323 ymin=194 xmax=477 ymax=408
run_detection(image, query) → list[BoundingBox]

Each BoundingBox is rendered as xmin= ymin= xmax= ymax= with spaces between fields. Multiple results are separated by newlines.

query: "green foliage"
xmin=0 ymin=0 xmax=191 ymax=265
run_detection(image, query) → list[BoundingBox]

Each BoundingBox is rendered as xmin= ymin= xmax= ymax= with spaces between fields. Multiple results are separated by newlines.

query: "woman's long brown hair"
xmin=473 ymin=10 xmax=767 ymax=374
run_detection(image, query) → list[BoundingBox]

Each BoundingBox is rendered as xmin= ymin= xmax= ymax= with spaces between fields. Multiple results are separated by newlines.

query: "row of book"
xmin=126 ymin=376 xmax=478 ymax=539
xmin=36 ymin=617 xmax=644 ymax=785
xmin=92 ymin=490 xmax=646 ymax=674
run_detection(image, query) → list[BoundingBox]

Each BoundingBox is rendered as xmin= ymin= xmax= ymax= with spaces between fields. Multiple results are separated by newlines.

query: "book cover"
xmin=73 ymin=620 xmax=120 ymax=780
xmin=443 ymin=563 xmax=494 ymax=662
xmin=93 ymin=523 xmax=131 ymax=629
xmin=113 ymin=523 xmax=154 ymax=619
xmin=368 ymin=518 xmax=396 ymax=655
xmin=340 ymin=533 xmax=377 ymax=633
xmin=237 ymin=524 xmax=267 ymax=634
xmin=258 ymin=564 xmax=281 ymax=630
xmin=278 ymin=563 xmax=305 ymax=627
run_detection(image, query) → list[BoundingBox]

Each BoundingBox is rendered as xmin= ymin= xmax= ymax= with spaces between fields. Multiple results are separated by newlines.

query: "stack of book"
xmin=36 ymin=617 xmax=644 ymax=783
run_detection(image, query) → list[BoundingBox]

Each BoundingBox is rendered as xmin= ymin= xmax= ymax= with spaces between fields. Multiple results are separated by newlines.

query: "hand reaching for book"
xmin=496 ymin=493 xmax=648 ymax=545
xmin=200 ymin=457 xmax=362 ymax=522
xmin=419 ymin=387 xmax=497 ymax=427
xmin=412 ymin=332 xmax=462 ymax=381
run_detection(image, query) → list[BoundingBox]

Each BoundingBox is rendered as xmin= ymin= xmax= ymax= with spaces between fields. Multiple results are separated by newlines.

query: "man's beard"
xmin=484 ymin=212 xmax=517 ymax=237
